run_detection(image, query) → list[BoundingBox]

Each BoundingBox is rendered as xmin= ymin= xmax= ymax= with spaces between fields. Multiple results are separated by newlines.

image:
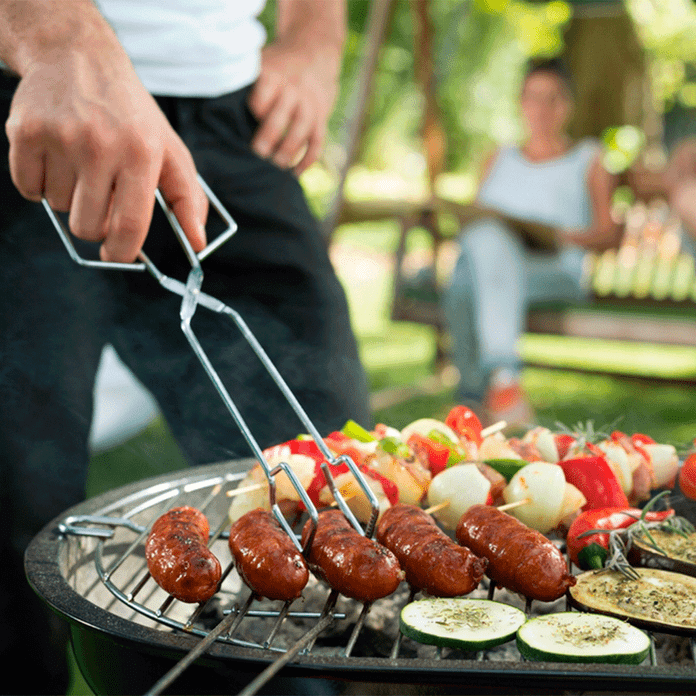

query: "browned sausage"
xmin=376 ymin=504 xmax=487 ymax=597
xmin=300 ymin=509 xmax=404 ymax=602
xmin=229 ymin=508 xmax=309 ymax=601
xmin=145 ymin=506 xmax=221 ymax=603
xmin=456 ymin=504 xmax=576 ymax=602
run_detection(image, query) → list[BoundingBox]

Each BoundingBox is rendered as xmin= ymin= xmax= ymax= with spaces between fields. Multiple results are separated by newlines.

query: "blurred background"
xmin=89 ymin=0 xmax=696 ymax=491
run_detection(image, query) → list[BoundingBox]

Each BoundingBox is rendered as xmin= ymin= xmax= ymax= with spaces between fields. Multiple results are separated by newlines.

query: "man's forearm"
xmin=274 ymin=0 xmax=345 ymax=71
xmin=0 ymin=0 xmax=125 ymax=76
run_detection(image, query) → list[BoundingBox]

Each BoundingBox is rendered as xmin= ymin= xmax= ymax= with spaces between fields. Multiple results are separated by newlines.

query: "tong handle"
xmin=43 ymin=174 xmax=237 ymax=271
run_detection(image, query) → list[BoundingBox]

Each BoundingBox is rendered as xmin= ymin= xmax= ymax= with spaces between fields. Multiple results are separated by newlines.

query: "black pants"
xmin=0 ymin=74 xmax=371 ymax=693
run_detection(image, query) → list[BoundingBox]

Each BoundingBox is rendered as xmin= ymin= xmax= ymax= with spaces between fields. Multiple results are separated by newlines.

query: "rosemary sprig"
xmin=553 ymin=418 xmax=621 ymax=448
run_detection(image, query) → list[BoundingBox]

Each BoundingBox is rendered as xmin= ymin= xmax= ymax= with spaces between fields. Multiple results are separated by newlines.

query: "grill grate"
xmin=57 ymin=466 xmax=696 ymax=689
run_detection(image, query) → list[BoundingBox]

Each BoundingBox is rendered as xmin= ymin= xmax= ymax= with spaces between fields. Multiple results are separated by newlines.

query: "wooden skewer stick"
xmin=424 ymin=500 xmax=450 ymax=515
xmin=424 ymin=497 xmax=530 ymax=517
xmin=226 ymin=482 xmax=265 ymax=498
xmin=497 ymin=498 xmax=531 ymax=512
xmin=480 ymin=420 xmax=507 ymax=438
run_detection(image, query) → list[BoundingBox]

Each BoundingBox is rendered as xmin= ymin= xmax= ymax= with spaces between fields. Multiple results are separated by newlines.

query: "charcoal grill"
xmin=26 ymin=459 xmax=696 ymax=696
xmin=26 ymin=179 xmax=696 ymax=695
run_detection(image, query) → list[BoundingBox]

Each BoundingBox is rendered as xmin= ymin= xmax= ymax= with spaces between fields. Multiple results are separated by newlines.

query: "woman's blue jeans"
xmin=443 ymin=217 xmax=587 ymax=402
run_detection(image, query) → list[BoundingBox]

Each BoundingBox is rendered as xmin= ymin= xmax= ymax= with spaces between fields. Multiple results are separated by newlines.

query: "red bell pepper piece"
xmin=282 ymin=438 xmax=326 ymax=462
xmin=304 ymin=459 xmax=399 ymax=507
xmin=566 ymin=506 xmax=675 ymax=569
xmin=559 ymin=455 xmax=629 ymax=511
xmin=407 ymin=433 xmax=450 ymax=476
xmin=631 ymin=433 xmax=656 ymax=446
xmin=323 ymin=432 xmax=366 ymax=467
xmin=554 ymin=434 xmax=576 ymax=460
xmin=445 ymin=406 xmax=483 ymax=446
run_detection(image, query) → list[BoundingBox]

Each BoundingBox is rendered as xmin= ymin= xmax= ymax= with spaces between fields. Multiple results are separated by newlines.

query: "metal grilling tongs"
xmin=45 ymin=177 xmax=381 ymax=694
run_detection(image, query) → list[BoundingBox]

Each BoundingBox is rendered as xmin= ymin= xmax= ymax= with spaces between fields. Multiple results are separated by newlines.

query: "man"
xmin=0 ymin=1 xmax=370 ymax=691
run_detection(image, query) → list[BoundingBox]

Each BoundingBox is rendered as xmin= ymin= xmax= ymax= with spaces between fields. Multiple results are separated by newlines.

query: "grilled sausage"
xmin=376 ymin=504 xmax=487 ymax=597
xmin=300 ymin=509 xmax=404 ymax=602
xmin=145 ymin=506 xmax=221 ymax=603
xmin=229 ymin=508 xmax=309 ymax=601
xmin=456 ymin=504 xmax=576 ymax=602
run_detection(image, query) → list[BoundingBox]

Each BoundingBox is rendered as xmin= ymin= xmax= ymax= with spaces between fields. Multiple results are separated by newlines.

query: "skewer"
xmin=226 ymin=482 xmax=265 ymax=498
xmin=424 ymin=500 xmax=449 ymax=515
xmin=497 ymin=498 xmax=531 ymax=512
xmin=480 ymin=420 xmax=507 ymax=438
xmin=424 ymin=498 xmax=530 ymax=516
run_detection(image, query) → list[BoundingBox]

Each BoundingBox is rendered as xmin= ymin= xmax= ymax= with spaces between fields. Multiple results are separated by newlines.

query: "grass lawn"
xmin=65 ymin=219 xmax=696 ymax=695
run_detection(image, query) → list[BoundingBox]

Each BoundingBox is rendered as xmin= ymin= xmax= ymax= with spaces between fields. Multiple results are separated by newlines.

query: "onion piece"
xmin=642 ymin=443 xmax=679 ymax=489
xmin=477 ymin=433 xmax=524 ymax=462
xmin=401 ymin=418 xmax=460 ymax=445
xmin=597 ymin=442 xmax=633 ymax=495
xmin=502 ymin=463 xmax=565 ymax=533
xmin=318 ymin=471 xmax=391 ymax=522
xmin=365 ymin=451 xmax=431 ymax=506
xmin=557 ymin=482 xmax=587 ymax=530
xmin=426 ymin=463 xmax=492 ymax=529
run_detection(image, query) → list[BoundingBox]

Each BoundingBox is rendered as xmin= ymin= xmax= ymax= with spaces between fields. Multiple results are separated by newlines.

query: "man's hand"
xmin=248 ymin=0 xmax=345 ymax=176
xmin=2 ymin=2 xmax=208 ymax=264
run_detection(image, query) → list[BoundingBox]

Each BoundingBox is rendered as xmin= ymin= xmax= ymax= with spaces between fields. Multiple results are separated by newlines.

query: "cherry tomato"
xmin=678 ymin=453 xmax=696 ymax=500
xmin=445 ymin=406 xmax=483 ymax=446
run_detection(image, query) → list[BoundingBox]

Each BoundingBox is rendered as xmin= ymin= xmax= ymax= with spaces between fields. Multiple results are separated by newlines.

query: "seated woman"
xmin=443 ymin=58 xmax=621 ymax=425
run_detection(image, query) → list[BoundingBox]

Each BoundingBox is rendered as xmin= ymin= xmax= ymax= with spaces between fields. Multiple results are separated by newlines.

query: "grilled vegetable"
xmin=482 ymin=458 xmax=526 ymax=482
xmin=502 ymin=462 xmax=565 ymax=533
xmin=679 ymin=452 xmax=696 ymax=500
xmin=566 ymin=506 xmax=675 ymax=570
xmin=444 ymin=406 xmax=483 ymax=446
xmin=560 ymin=456 xmax=629 ymax=511
xmin=400 ymin=598 xmax=526 ymax=651
xmin=516 ymin=612 xmax=650 ymax=664
xmin=426 ymin=464 xmax=493 ymax=529
xmin=628 ymin=527 xmax=696 ymax=578
xmin=568 ymin=568 xmax=696 ymax=635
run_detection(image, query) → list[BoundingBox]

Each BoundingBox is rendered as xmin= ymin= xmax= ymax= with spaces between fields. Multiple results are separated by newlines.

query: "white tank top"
xmin=477 ymin=139 xmax=600 ymax=231
xmin=96 ymin=0 xmax=267 ymax=97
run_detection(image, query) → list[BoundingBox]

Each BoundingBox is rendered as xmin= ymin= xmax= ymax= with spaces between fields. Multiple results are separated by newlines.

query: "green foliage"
xmin=626 ymin=0 xmax=696 ymax=114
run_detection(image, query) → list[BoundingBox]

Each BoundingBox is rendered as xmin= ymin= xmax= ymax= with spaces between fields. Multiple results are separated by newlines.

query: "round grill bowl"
xmin=25 ymin=461 xmax=696 ymax=695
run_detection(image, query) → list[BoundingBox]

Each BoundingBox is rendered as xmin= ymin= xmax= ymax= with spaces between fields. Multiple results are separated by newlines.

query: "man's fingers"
xmin=158 ymin=145 xmax=208 ymax=253
xmin=293 ymin=123 xmax=325 ymax=176
xmin=248 ymin=70 xmax=282 ymax=121
xmin=100 ymin=165 xmax=157 ymax=264
xmin=272 ymin=101 xmax=314 ymax=169
xmin=251 ymin=86 xmax=299 ymax=160
xmin=6 ymin=117 xmax=46 ymax=202
xmin=69 ymin=169 xmax=116 ymax=243
xmin=42 ymin=151 xmax=77 ymax=212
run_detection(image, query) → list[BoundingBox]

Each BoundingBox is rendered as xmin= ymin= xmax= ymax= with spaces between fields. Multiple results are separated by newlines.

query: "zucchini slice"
xmin=568 ymin=568 xmax=696 ymax=635
xmin=516 ymin=612 xmax=650 ymax=664
xmin=399 ymin=598 xmax=526 ymax=651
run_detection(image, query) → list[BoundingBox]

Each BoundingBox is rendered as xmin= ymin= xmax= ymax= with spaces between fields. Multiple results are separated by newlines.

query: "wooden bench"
xmin=388 ymin=202 xmax=696 ymax=384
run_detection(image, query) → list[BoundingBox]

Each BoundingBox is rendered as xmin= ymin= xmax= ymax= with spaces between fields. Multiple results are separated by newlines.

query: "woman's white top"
xmin=96 ymin=0 xmax=267 ymax=97
xmin=477 ymin=139 xmax=601 ymax=232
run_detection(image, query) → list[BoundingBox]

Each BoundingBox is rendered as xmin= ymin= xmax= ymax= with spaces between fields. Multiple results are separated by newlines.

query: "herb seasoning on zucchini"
xmin=399 ymin=598 xmax=526 ymax=651
xmin=516 ymin=612 xmax=650 ymax=664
